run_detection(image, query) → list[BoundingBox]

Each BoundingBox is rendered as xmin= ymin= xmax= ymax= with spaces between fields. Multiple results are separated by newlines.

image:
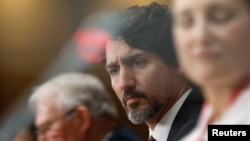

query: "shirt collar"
xmin=149 ymin=89 xmax=192 ymax=141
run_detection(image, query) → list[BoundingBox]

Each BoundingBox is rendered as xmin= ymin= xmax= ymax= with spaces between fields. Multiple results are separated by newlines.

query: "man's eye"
xmin=109 ymin=67 xmax=119 ymax=75
xmin=134 ymin=59 xmax=145 ymax=67
xmin=36 ymin=124 xmax=50 ymax=135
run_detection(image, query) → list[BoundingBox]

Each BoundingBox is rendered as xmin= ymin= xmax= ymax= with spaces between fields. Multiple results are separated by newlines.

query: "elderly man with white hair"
xmin=29 ymin=72 xmax=142 ymax=141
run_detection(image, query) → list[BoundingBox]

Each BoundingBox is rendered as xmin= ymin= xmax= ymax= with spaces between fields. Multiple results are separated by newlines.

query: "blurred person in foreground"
xmin=172 ymin=0 xmax=250 ymax=140
xmin=102 ymin=2 xmax=203 ymax=141
xmin=28 ymin=72 xmax=142 ymax=141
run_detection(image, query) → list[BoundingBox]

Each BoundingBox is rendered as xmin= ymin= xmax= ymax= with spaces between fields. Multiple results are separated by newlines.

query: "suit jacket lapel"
xmin=167 ymin=88 xmax=203 ymax=141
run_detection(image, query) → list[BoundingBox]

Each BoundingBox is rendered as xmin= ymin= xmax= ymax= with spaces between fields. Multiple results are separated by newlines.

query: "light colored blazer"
xmin=182 ymin=85 xmax=250 ymax=141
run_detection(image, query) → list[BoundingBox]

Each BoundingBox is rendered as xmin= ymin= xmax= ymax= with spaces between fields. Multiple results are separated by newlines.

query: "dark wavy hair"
xmin=247 ymin=0 xmax=250 ymax=9
xmin=102 ymin=2 xmax=177 ymax=67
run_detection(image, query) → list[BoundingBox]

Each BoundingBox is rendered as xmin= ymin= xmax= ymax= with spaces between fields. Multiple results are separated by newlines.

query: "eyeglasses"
xmin=34 ymin=107 xmax=77 ymax=136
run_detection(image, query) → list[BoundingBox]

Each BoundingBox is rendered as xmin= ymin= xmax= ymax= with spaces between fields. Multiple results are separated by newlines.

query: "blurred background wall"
xmin=0 ymin=0 xmax=170 ymax=140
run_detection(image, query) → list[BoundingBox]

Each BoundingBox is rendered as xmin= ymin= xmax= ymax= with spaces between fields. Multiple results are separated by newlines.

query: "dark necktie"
xmin=148 ymin=135 xmax=156 ymax=141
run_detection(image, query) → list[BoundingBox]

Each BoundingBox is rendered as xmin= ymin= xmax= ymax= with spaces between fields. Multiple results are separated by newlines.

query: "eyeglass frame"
xmin=34 ymin=107 xmax=77 ymax=136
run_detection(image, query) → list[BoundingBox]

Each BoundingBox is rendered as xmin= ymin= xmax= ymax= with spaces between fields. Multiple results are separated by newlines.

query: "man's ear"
xmin=76 ymin=106 xmax=92 ymax=133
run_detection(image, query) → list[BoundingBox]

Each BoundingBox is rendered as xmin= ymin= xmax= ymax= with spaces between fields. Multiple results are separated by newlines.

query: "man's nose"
xmin=117 ymin=68 xmax=136 ymax=91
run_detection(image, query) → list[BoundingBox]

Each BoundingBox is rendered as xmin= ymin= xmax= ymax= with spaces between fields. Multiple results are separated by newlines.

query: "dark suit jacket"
xmin=167 ymin=88 xmax=203 ymax=141
xmin=108 ymin=125 xmax=143 ymax=141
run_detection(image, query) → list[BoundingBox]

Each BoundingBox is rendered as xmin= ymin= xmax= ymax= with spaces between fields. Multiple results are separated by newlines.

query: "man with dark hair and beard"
xmin=103 ymin=2 xmax=203 ymax=141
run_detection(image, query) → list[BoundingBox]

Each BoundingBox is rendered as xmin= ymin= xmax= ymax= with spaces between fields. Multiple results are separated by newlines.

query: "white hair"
xmin=29 ymin=72 xmax=118 ymax=118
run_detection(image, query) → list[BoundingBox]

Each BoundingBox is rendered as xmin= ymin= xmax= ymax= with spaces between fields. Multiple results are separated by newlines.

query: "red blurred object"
xmin=74 ymin=29 xmax=110 ymax=63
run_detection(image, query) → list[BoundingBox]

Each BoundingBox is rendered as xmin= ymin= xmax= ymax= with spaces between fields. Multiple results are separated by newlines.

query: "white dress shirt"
xmin=149 ymin=89 xmax=192 ymax=141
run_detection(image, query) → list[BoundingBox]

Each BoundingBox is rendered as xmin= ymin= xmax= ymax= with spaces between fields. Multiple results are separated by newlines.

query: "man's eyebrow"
xmin=123 ymin=53 xmax=145 ymax=64
xmin=106 ymin=52 xmax=146 ymax=69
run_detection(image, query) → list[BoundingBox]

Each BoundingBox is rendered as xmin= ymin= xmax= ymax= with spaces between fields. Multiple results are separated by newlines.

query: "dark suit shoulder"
xmin=108 ymin=125 xmax=143 ymax=141
xmin=167 ymin=89 xmax=203 ymax=141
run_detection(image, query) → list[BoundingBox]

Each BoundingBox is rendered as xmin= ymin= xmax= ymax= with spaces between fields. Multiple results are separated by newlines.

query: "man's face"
xmin=35 ymin=91 xmax=82 ymax=141
xmin=105 ymin=39 xmax=177 ymax=124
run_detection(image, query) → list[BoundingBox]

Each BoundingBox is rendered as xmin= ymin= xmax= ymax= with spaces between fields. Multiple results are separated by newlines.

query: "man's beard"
xmin=125 ymin=99 xmax=164 ymax=124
